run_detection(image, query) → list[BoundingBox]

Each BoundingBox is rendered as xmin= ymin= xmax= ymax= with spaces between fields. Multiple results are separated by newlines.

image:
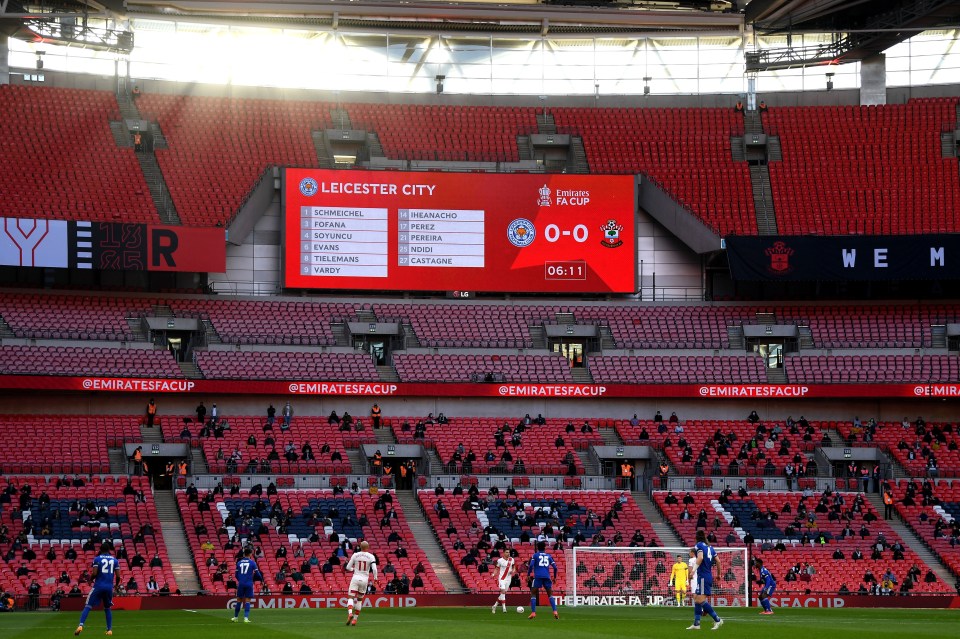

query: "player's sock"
xmin=244 ymin=602 xmax=251 ymax=619
xmin=765 ymin=599 xmax=773 ymax=612
xmin=694 ymin=602 xmax=703 ymax=626
xmin=702 ymin=602 xmax=720 ymax=622
xmin=549 ymin=597 xmax=556 ymax=612
xmin=234 ymin=601 xmax=242 ymax=618
xmin=104 ymin=609 xmax=112 ymax=631
xmin=79 ymin=606 xmax=92 ymax=625
xmin=530 ymin=597 xmax=536 ymax=613
xmin=347 ymin=597 xmax=355 ymax=618
xmin=677 ymin=593 xmax=683 ymax=606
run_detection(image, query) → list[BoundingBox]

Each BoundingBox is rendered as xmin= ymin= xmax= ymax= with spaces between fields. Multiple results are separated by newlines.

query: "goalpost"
xmin=563 ymin=546 xmax=750 ymax=608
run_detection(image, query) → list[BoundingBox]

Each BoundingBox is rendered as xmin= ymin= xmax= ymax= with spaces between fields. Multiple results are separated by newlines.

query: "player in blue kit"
xmin=75 ymin=542 xmax=119 ymax=636
xmin=687 ymin=530 xmax=723 ymax=630
xmin=754 ymin=558 xmax=776 ymax=615
xmin=527 ymin=541 xmax=559 ymax=620
xmin=232 ymin=547 xmax=263 ymax=623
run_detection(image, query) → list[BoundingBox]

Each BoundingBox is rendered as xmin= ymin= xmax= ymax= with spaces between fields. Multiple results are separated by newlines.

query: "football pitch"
xmin=0 ymin=606 xmax=957 ymax=639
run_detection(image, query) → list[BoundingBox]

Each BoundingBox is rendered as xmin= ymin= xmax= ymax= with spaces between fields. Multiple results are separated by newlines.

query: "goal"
xmin=563 ymin=546 xmax=750 ymax=608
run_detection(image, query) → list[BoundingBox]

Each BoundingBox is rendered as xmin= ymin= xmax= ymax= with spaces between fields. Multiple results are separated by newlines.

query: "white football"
xmin=516 ymin=606 xmax=525 ymax=614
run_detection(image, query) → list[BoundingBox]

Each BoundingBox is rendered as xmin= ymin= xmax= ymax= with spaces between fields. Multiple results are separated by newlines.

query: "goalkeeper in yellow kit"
xmin=668 ymin=552 xmax=690 ymax=606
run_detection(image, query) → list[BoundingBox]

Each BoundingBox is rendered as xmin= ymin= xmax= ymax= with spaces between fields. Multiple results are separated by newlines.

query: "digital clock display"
xmin=545 ymin=260 xmax=587 ymax=280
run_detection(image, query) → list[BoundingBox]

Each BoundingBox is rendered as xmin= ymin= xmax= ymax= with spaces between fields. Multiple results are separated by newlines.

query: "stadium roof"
xmin=2 ymin=1 xmax=959 ymax=57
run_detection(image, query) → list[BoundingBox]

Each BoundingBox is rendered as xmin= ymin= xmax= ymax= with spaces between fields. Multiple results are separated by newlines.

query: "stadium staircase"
xmin=178 ymin=361 xmax=203 ymax=379
xmin=140 ymin=423 xmax=164 ymax=443
xmin=189 ymin=447 xmax=209 ymax=474
xmin=568 ymin=136 xmax=590 ymax=174
xmin=116 ymin=92 xmax=181 ymax=225
xmin=402 ymin=322 xmax=421 ymax=348
xmin=576 ymin=449 xmax=599 ymax=475
xmin=425 ymin=448 xmax=444 ymax=475
xmin=124 ymin=316 xmax=149 ymax=341
xmin=377 ymin=365 xmax=400 ymax=383
xmin=345 ymin=448 xmax=366 ymax=474
xmin=631 ymin=491 xmax=683 ymax=547
xmin=528 ymin=325 xmax=547 ymax=349
xmin=375 ymin=427 xmax=398 ymax=446
xmin=0 ymin=315 xmax=15 ymax=339
xmin=865 ymin=492 xmax=955 ymax=585
xmin=395 ymin=490 xmax=468 ymax=593
xmin=742 ymin=110 xmax=778 ymax=236
xmin=726 ymin=324 xmax=745 ymax=351
xmin=311 ymin=130 xmax=336 ymax=169
xmin=153 ymin=489 xmax=202 ymax=594
xmin=108 ymin=447 xmax=129 ymax=474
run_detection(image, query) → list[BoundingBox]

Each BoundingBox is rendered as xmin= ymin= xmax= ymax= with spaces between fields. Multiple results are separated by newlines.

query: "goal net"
xmin=563 ymin=546 xmax=749 ymax=608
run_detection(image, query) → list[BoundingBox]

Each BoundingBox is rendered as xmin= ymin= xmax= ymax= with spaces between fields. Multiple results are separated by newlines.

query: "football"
xmin=516 ymin=606 xmax=525 ymax=614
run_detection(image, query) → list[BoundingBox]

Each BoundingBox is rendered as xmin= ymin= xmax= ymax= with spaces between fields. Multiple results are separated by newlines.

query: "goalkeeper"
xmin=668 ymin=552 xmax=690 ymax=606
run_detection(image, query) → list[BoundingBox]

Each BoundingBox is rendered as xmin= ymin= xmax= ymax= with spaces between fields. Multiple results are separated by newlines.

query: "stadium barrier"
xmin=0 ymin=375 xmax=959 ymax=399
xmin=56 ymin=593 xmax=960 ymax=612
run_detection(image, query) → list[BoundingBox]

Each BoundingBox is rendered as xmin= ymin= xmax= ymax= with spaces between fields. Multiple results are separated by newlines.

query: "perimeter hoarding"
xmin=283 ymin=169 xmax=637 ymax=293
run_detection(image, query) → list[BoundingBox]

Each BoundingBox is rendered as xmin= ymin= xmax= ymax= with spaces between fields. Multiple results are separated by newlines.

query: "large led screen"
xmin=283 ymin=169 xmax=636 ymax=293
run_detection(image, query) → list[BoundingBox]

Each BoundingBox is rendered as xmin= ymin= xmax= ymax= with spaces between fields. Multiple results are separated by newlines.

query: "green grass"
xmin=1 ymin=607 xmax=957 ymax=639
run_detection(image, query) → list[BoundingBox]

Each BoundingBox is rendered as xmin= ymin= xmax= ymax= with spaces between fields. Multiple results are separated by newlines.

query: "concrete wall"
xmin=11 ymin=67 xmax=958 ymax=110
xmin=208 ymin=187 xmax=282 ymax=296
xmin=636 ymin=208 xmax=703 ymax=301
xmin=0 ymin=37 xmax=9 ymax=85
xmin=0 ymin=393 xmax=954 ymax=427
xmin=860 ymin=54 xmax=887 ymax=106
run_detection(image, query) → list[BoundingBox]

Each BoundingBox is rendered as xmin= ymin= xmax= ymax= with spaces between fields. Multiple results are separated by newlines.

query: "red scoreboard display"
xmin=283 ymin=168 xmax=636 ymax=294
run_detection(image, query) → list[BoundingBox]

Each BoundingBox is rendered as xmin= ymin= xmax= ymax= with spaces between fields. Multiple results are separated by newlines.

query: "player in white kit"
xmin=345 ymin=541 xmax=378 ymax=626
xmin=688 ymin=548 xmax=698 ymax=596
xmin=492 ymin=555 xmax=515 ymax=613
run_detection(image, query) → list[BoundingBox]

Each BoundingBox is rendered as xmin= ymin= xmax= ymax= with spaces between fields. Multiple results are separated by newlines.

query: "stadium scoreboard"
xmin=283 ymin=169 xmax=636 ymax=293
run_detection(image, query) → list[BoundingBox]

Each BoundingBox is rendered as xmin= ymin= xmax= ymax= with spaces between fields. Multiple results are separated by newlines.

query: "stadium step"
xmin=153 ymin=489 xmax=202 ymax=594
xmin=599 ymin=325 xmax=616 ymax=350
xmin=569 ymin=136 xmax=590 ymax=173
xmin=726 ymin=325 xmax=745 ymax=351
xmin=749 ymin=164 xmax=778 ymax=236
xmin=108 ymin=447 xmax=129 ymax=474
xmin=140 ymin=424 xmax=164 ymax=443
xmin=125 ymin=316 xmax=149 ymax=341
xmin=764 ymin=366 xmax=787 ymax=383
xmin=331 ymin=322 xmax=350 ymax=347
xmin=178 ymin=361 xmax=204 ymax=379
xmin=402 ymin=322 xmax=421 ymax=348
xmin=528 ymin=325 xmax=547 ymax=349
xmin=631 ymin=491 xmax=684 ymax=547
xmin=189 ymin=446 xmax=209 ymax=474
xmin=743 ymin=110 xmax=763 ymax=135
xmin=137 ymin=152 xmax=181 ymax=225
xmin=576 ymin=449 xmax=599 ymax=476
xmin=599 ymin=426 xmax=624 ymax=447
xmin=377 ymin=365 xmax=400 ymax=383
xmin=108 ymin=121 xmax=133 ymax=147
xmin=930 ymin=324 xmax=947 ymax=349
xmin=0 ymin=315 xmax=15 ymax=339
xmin=311 ymin=130 xmax=336 ymax=169
xmin=425 ymin=448 xmax=444 ymax=475
xmin=941 ymin=131 xmax=957 ymax=158
xmin=730 ymin=136 xmax=745 ymax=162
xmin=798 ymin=325 xmax=814 ymax=350
xmin=367 ymin=132 xmax=385 ymax=158
xmin=345 ymin=448 xmax=367 ymax=474
xmin=151 ymin=304 xmax=175 ymax=318
xmin=767 ymin=136 xmax=782 ymax=161
xmin=517 ymin=135 xmax=532 ymax=161
xmin=201 ymin=318 xmax=222 ymax=344
xmin=571 ymin=367 xmax=593 ymax=384
xmin=536 ymin=113 xmax=557 ymax=135
xmin=374 ymin=427 xmax=397 ymax=446
xmin=865 ymin=492 xmax=955 ymax=586
xmin=394 ymin=490 xmax=469 ymax=593
xmin=356 ymin=309 xmax=378 ymax=323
